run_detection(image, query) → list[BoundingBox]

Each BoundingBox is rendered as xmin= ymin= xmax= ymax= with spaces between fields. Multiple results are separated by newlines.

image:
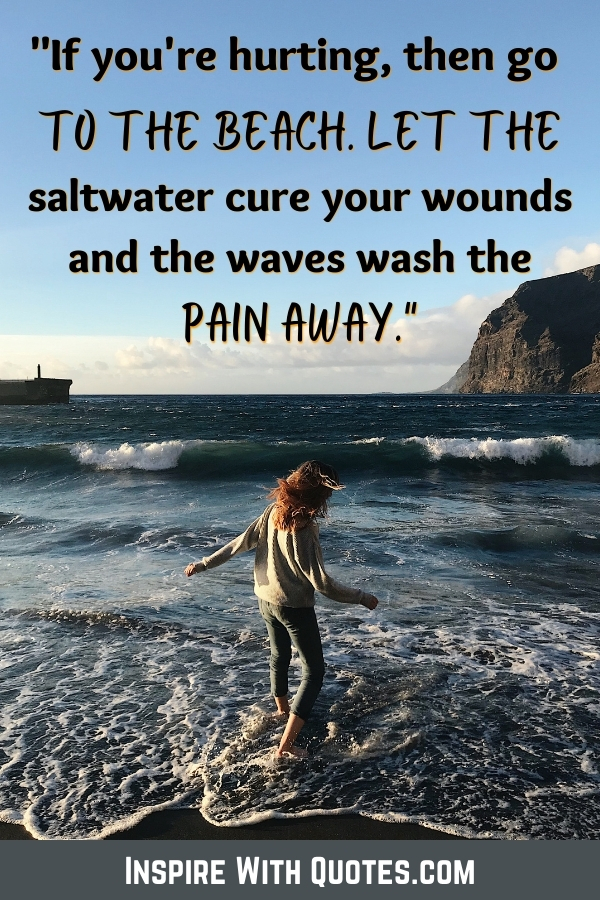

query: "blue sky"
xmin=1 ymin=0 xmax=599 ymax=392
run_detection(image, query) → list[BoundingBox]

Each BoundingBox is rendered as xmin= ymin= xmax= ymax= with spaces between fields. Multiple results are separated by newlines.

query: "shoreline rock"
xmin=458 ymin=265 xmax=600 ymax=394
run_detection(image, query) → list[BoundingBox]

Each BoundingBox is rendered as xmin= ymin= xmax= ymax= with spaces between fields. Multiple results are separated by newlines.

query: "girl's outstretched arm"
xmin=185 ymin=505 xmax=272 ymax=577
xmin=293 ymin=523 xmax=379 ymax=608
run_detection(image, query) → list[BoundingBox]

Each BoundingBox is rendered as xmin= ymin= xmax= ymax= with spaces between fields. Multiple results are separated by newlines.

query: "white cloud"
xmin=388 ymin=290 xmax=511 ymax=366
xmin=544 ymin=243 xmax=600 ymax=277
xmin=0 ymin=290 xmax=511 ymax=393
xmin=115 ymin=337 xmax=193 ymax=370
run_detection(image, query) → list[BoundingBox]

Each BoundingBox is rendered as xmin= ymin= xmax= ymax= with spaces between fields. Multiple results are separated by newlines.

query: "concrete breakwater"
xmin=0 ymin=366 xmax=72 ymax=404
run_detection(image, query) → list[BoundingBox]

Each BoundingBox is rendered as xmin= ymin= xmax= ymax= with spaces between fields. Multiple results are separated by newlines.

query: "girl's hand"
xmin=185 ymin=563 xmax=200 ymax=577
xmin=361 ymin=593 xmax=379 ymax=610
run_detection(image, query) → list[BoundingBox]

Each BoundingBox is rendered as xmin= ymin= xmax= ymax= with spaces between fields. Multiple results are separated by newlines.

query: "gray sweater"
xmin=196 ymin=504 xmax=368 ymax=608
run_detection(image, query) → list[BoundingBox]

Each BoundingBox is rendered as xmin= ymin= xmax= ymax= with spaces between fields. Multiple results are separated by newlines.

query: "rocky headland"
xmin=437 ymin=265 xmax=600 ymax=393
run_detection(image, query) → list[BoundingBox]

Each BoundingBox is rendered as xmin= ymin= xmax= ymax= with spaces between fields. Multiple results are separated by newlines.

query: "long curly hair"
xmin=268 ymin=460 xmax=344 ymax=532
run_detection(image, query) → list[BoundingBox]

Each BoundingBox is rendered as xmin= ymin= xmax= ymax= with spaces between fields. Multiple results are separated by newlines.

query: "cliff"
xmin=429 ymin=360 xmax=470 ymax=394
xmin=459 ymin=265 xmax=600 ymax=393
xmin=570 ymin=335 xmax=600 ymax=392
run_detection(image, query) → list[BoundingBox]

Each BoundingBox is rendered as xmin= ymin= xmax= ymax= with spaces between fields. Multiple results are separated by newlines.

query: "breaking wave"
xmin=72 ymin=439 xmax=186 ymax=470
xmin=70 ymin=435 xmax=600 ymax=473
xmin=1 ymin=435 xmax=599 ymax=479
xmin=408 ymin=435 xmax=600 ymax=467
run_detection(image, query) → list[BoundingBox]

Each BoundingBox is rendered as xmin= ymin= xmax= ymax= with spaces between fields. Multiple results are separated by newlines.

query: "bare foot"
xmin=275 ymin=746 xmax=309 ymax=759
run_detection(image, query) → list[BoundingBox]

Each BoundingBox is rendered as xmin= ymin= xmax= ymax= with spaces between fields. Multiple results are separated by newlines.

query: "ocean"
xmin=0 ymin=394 xmax=599 ymax=839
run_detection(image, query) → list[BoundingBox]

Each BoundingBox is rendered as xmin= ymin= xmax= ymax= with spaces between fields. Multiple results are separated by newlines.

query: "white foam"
xmin=580 ymin=751 xmax=599 ymax=777
xmin=71 ymin=440 xmax=187 ymax=470
xmin=3 ymin=505 xmax=599 ymax=839
xmin=410 ymin=435 xmax=600 ymax=466
xmin=366 ymin=811 xmax=501 ymax=840
xmin=69 ymin=434 xmax=600 ymax=470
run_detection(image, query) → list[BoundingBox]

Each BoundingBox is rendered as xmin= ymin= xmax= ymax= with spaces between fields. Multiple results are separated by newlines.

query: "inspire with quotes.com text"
xmin=30 ymin=34 xmax=567 ymax=344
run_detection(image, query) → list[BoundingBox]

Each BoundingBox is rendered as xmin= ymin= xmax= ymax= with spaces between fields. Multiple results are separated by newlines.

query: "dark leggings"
xmin=258 ymin=599 xmax=325 ymax=721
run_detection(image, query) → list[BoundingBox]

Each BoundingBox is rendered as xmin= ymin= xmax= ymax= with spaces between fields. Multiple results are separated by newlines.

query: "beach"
xmin=1 ymin=811 xmax=456 ymax=841
xmin=1 ymin=394 xmax=599 ymax=840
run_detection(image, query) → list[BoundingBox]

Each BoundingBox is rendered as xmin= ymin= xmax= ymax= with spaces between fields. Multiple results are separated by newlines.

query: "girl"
xmin=185 ymin=460 xmax=379 ymax=758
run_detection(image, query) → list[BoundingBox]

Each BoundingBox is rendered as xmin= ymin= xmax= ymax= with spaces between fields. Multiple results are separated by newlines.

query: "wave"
xmin=1 ymin=435 xmax=599 ymax=479
xmin=5 ymin=607 xmax=217 ymax=642
xmin=10 ymin=607 xmax=153 ymax=633
xmin=410 ymin=435 xmax=600 ymax=466
xmin=3 ymin=520 xmax=210 ymax=556
xmin=69 ymin=435 xmax=600 ymax=474
xmin=0 ymin=512 xmax=35 ymax=530
xmin=436 ymin=524 xmax=600 ymax=554
xmin=0 ymin=445 xmax=81 ymax=475
xmin=72 ymin=440 xmax=185 ymax=471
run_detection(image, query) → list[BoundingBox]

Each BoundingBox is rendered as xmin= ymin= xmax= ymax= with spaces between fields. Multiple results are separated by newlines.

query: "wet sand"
xmin=1 ymin=811 xmax=460 ymax=841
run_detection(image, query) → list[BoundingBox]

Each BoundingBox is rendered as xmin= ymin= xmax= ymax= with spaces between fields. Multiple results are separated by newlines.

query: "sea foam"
xmin=71 ymin=440 xmax=188 ymax=470
xmin=411 ymin=435 xmax=600 ymax=466
xmin=69 ymin=435 xmax=600 ymax=471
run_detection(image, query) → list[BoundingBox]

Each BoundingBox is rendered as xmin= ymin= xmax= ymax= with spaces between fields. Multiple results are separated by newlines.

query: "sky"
xmin=1 ymin=0 xmax=599 ymax=393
